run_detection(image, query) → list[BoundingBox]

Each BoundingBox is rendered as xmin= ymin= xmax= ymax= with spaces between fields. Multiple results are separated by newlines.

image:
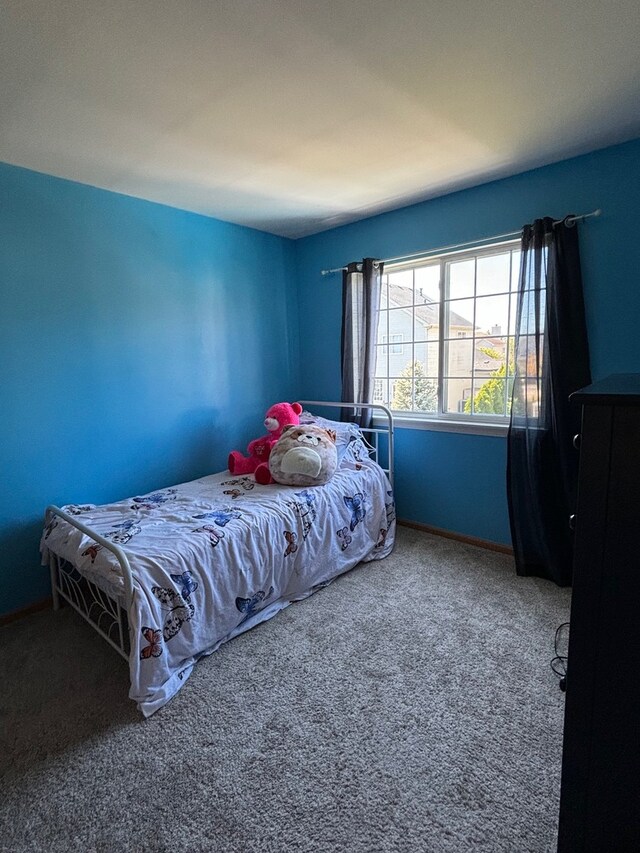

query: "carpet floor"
xmin=0 ymin=527 xmax=570 ymax=853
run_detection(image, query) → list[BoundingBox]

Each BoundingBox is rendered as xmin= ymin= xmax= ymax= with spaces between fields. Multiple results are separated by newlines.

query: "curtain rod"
xmin=320 ymin=208 xmax=602 ymax=276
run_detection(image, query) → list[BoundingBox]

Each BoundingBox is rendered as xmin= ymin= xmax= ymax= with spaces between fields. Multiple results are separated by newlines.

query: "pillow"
xmin=299 ymin=411 xmax=362 ymax=464
xmin=269 ymin=424 xmax=338 ymax=486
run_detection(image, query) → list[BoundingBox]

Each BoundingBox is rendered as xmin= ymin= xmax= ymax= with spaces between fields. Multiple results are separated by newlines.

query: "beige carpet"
xmin=0 ymin=526 xmax=570 ymax=852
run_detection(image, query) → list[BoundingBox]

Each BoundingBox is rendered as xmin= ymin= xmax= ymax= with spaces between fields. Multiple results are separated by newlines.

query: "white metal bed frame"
xmin=45 ymin=401 xmax=394 ymax=663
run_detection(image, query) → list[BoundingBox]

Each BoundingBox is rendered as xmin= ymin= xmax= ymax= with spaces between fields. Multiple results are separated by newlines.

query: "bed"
xmin=40 ymin=402 xmax=395 ymax=716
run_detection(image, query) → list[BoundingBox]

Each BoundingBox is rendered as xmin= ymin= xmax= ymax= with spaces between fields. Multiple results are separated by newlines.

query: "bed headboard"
xmin=298 ymin=401 xmax=394 ymax=487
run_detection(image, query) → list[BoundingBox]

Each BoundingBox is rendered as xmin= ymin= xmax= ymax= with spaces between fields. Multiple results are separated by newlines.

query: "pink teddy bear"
xmin=228 ymin=401 xmax=303 ymax=481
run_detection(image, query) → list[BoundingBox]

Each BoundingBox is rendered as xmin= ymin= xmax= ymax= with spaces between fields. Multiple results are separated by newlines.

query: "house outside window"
xmin=374 ymin=240 xmax=521 ymax=429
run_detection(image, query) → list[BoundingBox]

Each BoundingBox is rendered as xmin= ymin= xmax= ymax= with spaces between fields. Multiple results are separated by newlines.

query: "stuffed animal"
xmin=258 ymin=424 xmax=338 ymax=486
xmin=228 ymin=401 xmax=303 ymax=476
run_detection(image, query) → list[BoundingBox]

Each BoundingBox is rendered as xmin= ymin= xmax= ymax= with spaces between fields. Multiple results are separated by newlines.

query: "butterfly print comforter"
xmin=40 ymin=439 xmax=395 ymax=716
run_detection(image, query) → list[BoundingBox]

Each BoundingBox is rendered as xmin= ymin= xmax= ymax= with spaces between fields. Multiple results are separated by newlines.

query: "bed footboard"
xmin=45 ymin=505 xmax=135 ymax=661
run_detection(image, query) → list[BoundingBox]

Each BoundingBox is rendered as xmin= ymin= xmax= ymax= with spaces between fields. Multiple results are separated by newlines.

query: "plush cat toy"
xmin=259 ymin=424 xmax=338 ymax=486
xmin=228 ymin=401 xmax=303 ymax=477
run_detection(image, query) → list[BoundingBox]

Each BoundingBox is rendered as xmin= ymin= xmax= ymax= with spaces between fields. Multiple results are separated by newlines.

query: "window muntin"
xmin=374 ymin=241 xmax=522 ymax=423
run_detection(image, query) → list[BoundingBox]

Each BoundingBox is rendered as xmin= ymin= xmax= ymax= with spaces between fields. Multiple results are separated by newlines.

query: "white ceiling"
xmin=2 ymin=0 xmax=639 ymax=238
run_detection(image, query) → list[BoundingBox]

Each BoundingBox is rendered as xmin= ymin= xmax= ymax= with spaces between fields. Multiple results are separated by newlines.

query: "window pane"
xmin=445 ymin=338 xmax=473 ymax=377
xmin=374 ymin=344 xmax=389 ymax=378
xmin=413 ymin=377 xmax=438 ymax=413
xmin=477 ymin=252 xmax=510 ymax=296
xmin=518 ymin=287 xmax=546 ymax=334
xmin=388 ymin=351 xmax=413 ymax=378
xmin=447 ymin=259 xmax=475 ymax=299
xmin=521 ymin=248 xmax=549 ymax=291
xmin=380 ymin=275 xmax=389 ymax=310
xmin=390 ymin=375 xmax=412 ymax=411
xmin=515 ymin=334 xmax=544 ymax=378
xmin=506 ymin=337 xmax=516 ymax=376
xmin=506 ymin=375 xmax=515 ymax=413
xmin=382 ymin=308 xmax=411 ymax=346
xmin=414 ymin=264 xmax=440 ymax=303
xmin=474 ymin=294 xmax=509 ymax=336
xmin=443 ymin=378 xmax=472 ymax=414
xmin=511 ymin=376 xmax=541 ymax=419
xmin=373 ymin=377 xmax=390 ymax=406
xmin=376 ymin=309 xmax=388 ymax=346
xmin=387 ymin=269 xmax=413 ymax=308
xmin=414 ymin=300 xmax=439 ymax=341
xmin=510 ymin=251 xmax=522 ymax=291
xmin=446 ymin=299 xmax=475 ymax=336
xmin=414 ymin=341 xmax=439 ymax=377
xmin=474 ymin=335 xmax=507 ymax=378
xmin=508 ymin=293 xmax=517 ymax=335
xmin=469 ymin=377 xmax=507 ymax=417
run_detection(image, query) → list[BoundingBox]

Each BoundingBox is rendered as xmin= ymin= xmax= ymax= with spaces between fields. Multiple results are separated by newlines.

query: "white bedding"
xmin=41 ymin=438 xmax=395 ymax=716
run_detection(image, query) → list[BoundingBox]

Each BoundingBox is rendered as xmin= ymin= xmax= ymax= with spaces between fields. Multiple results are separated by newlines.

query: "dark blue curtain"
xmin=507 ymin=218 xmax=591 ymax=585
xmin=340 ymin=258 xmax=383 ymax=427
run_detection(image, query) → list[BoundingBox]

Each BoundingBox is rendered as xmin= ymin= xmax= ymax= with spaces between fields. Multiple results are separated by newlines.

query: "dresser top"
xmin=571 ymin=374 xmax=640 ymax=406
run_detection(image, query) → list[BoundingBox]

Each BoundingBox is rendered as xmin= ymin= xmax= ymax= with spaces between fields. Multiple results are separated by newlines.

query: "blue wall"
xmin=0 ymin=163 xmax=299 ymax=616
xmin=295 ymin=138 xmax=640 ymax=545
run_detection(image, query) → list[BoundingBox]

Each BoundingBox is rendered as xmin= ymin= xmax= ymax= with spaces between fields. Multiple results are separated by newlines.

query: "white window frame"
xmin=374 ymin=239 xmax=520 ymax=436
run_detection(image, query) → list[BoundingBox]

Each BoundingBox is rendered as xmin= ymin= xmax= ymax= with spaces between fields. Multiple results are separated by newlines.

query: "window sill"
xmin=373 ymin=414 xmax=509 ymax=437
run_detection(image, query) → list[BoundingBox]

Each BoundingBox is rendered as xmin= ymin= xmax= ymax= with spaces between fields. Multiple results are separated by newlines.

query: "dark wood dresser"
xmin=557 ymin=374 xmax=640 ymax=852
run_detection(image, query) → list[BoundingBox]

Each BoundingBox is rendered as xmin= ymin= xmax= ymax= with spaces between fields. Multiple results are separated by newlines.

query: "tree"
xmin=465 ymin=361 xmax=507 ymax=415
xmin=392 ymin=361 xmax=437 ymax=412
xmin=464 ymin=343 xmax=514 ymax=416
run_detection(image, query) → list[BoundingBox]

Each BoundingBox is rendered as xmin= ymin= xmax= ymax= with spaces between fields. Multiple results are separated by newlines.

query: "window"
xmin=374 ymin=240 xmax=521 ymax=427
